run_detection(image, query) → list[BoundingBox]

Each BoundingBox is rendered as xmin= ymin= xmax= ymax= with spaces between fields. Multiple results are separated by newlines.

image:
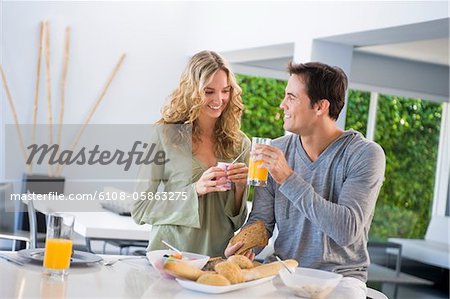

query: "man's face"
xmin=279 ymin=75 xmax=317 ymax=135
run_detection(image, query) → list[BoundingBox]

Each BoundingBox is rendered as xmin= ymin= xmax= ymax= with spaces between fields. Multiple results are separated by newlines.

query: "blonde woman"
xmin=132 ymin=51 xmax=250 ymax=257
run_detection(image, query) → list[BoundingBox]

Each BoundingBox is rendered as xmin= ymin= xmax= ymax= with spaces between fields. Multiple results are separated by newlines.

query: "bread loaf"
xmin=229 ymin=220 xmax=268 ymax=255
xmin=243 ymin=259 xmax=298 ymax=281
xmin=197 ymin=273 xmax=231 ymax=286
xmin=163 ymin=260 xmax=204 ymax=280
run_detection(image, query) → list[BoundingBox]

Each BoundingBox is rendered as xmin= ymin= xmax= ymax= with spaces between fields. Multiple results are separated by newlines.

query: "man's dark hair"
xmin=288 ymin=61 xmax=348 ymax=120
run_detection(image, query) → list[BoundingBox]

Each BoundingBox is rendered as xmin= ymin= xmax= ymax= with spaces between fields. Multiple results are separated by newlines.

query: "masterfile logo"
xmin=26 ymin=141 xmax=169 ymax=171
xmin=5 ymin=124 xmax=192 ymax=181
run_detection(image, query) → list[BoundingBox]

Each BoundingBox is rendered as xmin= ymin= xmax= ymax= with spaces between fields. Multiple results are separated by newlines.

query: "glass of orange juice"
xmin=247 ymin=137 xmax=271 ymax=187
xmin=43 ymin=213 xmax=75 ymax=278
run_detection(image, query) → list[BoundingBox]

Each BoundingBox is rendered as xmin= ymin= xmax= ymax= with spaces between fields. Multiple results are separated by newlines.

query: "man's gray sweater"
xmin=248 ymin=129 xmax=386 ymax=282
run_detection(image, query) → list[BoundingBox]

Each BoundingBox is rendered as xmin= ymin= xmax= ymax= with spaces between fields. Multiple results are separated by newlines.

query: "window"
xmin=446 ymin=174 xmax=450 ymax=217
xmin=236 ymin=74 xmax=286 ymax=139
xmin=346 ymin=90 xmax=443 ymax=240
xmin=237 ymin=74 xmax=286 ymax=201
xmin=345 ymin=90 xmax=370 ymax=136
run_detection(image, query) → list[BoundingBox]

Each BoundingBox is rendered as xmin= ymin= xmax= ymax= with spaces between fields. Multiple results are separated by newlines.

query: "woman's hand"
xmin=195 ymin=166 xmax=228 ymax=196
xmin=226 ymin=163 xmax=248 ymax=186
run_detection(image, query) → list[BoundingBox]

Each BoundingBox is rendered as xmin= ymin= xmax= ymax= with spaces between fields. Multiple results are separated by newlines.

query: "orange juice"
xmin=247 ymin=137 xmax=271 ymax=187
xmin=43 ymin=238 xmax=73 ymax=270
xmin=247 ymin=158 xmax=269 ymax=186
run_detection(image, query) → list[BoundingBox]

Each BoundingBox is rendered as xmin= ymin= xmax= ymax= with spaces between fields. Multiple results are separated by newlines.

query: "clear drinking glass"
xmin=247 ymin=137 xmax=272 ymax=187
xmin=40 ymin=274 xmax=67 ymax=297
xmin=43 ymin=213 xmax=75 ymax=279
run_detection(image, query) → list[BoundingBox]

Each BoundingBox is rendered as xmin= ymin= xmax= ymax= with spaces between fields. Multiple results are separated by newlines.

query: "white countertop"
xmin=28 ymin=196 xmax=151 ymax=242
xmin=0 ymin=252 xmax=300 ymax=299
xmin=70 ymin=211 xmax=150 ymax=241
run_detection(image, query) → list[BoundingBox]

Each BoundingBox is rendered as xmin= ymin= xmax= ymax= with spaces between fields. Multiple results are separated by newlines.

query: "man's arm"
xmin=224 ymin=175 xmax=277 ymax=258
xmin=247 ymin=175 xmax=277 ymax=240
xmin=279 ymin=143 xmax=386 ymax=246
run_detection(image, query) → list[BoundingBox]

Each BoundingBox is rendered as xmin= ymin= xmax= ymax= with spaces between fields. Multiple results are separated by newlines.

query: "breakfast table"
xmin=0 ymin=251 xmax=348 ymax=298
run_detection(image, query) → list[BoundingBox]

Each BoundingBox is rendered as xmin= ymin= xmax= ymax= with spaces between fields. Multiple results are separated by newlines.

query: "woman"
xmin=132 ymin=50 xmax=250 ymax=257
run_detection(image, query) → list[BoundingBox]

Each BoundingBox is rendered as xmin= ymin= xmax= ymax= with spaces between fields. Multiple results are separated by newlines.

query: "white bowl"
xmin=279 ymin=267 xmax=342 ymax=298
xmin=146 ymin=249 xmax=209 ymax=278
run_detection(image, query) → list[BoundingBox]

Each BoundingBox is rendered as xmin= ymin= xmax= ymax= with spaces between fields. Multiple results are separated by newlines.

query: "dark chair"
xmin=103 ymin=240 xmax=148 ymax=255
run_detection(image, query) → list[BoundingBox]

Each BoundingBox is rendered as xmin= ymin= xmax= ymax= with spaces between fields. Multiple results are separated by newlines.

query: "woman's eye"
xmin=205 ymin=91 xmax=214 ymax=95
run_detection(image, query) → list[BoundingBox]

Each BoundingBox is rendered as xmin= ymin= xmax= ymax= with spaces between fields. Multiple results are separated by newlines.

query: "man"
xmin=226 ymin=62 xmax=386 ymax=298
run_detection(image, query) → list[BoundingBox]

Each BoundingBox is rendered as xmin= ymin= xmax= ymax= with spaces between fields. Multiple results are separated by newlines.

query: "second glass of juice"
xmin=43 ymin=213 xmax=75 ymax=279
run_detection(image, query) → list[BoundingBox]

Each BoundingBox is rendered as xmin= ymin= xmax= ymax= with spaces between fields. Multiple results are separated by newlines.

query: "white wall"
xmin=1 ymin=1 xmax=195 ymax=125
xmin=186 ymin=1 xmax=448 ymax=61
xmin=1 ymin=1 xmax=448 ymax=184
xmin=0 ymin=1 xmax=194 ymax=182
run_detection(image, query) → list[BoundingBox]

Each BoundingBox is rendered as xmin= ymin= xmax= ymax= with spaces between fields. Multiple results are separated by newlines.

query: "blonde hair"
xmin=158 ymin=50 xmax=243 ymax=159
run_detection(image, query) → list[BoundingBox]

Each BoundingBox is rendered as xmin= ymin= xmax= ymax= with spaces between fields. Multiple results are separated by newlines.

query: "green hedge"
xmin=237 ymin=74 xmax=285 ymax=139
xmin=346 ymin=94 xmax=442 ymax=240
xmin=237 ymin=74 xmax=287 ymax=201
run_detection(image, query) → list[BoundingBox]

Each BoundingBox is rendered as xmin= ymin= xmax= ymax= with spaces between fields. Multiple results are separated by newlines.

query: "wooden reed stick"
xmin=55 ymin=27 xmax=71 ymax=176
xmin=44 ymin=20 xmax=54 ymax=176
xmin=56 ymin=53 xmax=126 ymax=176
xmin=30 ymin=21 xmax=46 ymax=174
xmin=0 ymin=65 xmax=32 ymax=174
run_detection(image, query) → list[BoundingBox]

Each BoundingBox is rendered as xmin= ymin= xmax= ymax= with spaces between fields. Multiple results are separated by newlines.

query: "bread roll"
xmin=214 ymin=261 xmax=245 ymax=284
xmin=197 ymin=273 xmax=231 ymax=286
xmin=243 ymin=259 xmax=298 ymax=281
xmin=227 ymin=255 xmax=254 ymax=269
xmin=163 ymin=260 xmax=204 ymax=280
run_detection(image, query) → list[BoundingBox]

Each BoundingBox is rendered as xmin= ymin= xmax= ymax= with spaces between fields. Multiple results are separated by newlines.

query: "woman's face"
xmin=199 ymin=69 xmax=231 ymax=121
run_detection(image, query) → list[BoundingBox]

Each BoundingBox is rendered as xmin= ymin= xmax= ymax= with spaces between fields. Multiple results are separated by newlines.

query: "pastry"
xmin=214 ymin=261 xmax=245 ymax=284
xmin=227 ymin=255 xmax=254 ymax=269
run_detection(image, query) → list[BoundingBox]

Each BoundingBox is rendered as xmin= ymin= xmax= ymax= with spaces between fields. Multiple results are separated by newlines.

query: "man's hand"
xmin=253 ymin=144 xmax=293 ymax=184
xmin=224 ymin=241 xmax=256 ymax=260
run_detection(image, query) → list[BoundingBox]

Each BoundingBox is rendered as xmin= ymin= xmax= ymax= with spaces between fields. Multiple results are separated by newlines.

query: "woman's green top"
xmin=132 ymin=129 xmax=250 ymax=257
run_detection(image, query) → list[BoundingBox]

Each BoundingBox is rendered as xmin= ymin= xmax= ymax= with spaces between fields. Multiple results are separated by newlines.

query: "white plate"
xmin=176 ymin=276 xmax=275 ymax=294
